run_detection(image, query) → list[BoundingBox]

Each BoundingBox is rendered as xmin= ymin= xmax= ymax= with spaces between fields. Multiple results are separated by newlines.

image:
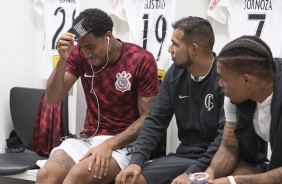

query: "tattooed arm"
xmin=206 ymin=122 xmax=239 ymax=180
xmin=106 ymin=96 xmax=156 ymax=149
xmin=210 ymin=167 xmax=282 ymax=184
xmin=230 ymin=168 xmax=282 ymax=184
xmin=207 ymin=122 xmax=282 ymax=184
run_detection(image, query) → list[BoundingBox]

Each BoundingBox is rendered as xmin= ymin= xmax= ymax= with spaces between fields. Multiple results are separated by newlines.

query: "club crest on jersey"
xmin=205 ymin=94 xmax=214 ymax=111
xmin=115 ymin=71 xmax=132 ymax=93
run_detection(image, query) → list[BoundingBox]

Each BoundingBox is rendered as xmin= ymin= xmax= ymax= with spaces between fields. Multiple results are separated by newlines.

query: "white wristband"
xmin=227 ymin=176 xmax=237 ymax=184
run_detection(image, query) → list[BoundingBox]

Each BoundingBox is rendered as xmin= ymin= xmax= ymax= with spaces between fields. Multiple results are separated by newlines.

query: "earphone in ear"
xmin=107 ymin=37 xmax=109 ymax=45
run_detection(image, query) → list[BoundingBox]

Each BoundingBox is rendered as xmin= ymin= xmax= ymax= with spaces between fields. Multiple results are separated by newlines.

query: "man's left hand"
xmin=80 ymin=139 xmax=114 ymax=179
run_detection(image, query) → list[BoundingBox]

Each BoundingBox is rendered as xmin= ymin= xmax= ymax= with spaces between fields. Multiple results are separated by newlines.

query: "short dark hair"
xmin=73 ymin=8 xmax=113 ymax=37
xmin=172 ymin=16 xmax=214 ymax=54
xmin=218 ymin=35 xmax=274 ymax=80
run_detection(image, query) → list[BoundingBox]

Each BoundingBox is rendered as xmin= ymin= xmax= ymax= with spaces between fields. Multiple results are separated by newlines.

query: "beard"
xmin=175 ymin=52 xmax=193 ymax=69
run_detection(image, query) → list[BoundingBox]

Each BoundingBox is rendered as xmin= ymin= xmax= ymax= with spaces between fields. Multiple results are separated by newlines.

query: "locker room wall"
xmin=0 ymin=0 xmax=79 ymax=154
xmin=0 ymin=0 xmax=46 ymax=153
xmin=0 ymin=1 xmax=45 ymax=183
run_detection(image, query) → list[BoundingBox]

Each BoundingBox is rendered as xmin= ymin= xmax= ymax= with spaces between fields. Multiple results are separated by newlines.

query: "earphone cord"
xmin=87 ymin=42 xmax=110 ymax=142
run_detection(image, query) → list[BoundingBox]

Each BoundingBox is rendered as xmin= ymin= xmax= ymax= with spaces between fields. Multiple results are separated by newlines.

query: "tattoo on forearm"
xmin=138 ymin=96 xmax=155 ymax=115
xmin=222 ymin=123 xmax=238 ymax=146
xmin=210 ymin=123 xmax=239 ymax=178
xmin=249 ymin=175 xmax=260 ymax=183
xmin=237 ymin=175 xmax=260 ymax=184
xmin=113 ymin=115 xmax=146 ymax=147
xmin=267 ymin=169 xmax=282 ymax=183
xmin=235 ymin=169 xmax=282 ymax=184
xmin=113 ymin=96 xmax=156 ymax=148
xmin=211 ymin=151 xmax=238 ymax=178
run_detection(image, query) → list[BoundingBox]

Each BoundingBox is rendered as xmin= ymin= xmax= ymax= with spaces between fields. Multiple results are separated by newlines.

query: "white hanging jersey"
xmin=33 ymin=0 xmax=77 ymax=79
xmin=111 ymin=0 xmax=175 ymax=81
xmin=207 ymin=0 xmax=282 ymax=57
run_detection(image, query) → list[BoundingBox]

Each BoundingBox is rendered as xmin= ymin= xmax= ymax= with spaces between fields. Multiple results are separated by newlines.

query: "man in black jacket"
xmin=116 ymin=16 xmax=225 ymax=184
xmin=206 ymin=35 xmax=282 ymax=184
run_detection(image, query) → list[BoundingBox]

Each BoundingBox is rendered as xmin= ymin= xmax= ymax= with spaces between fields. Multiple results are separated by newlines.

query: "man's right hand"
xmin=115 ymin=164 xmax=142 ymax=184
xmin=56 ymin=33 xmax=76 ymax=61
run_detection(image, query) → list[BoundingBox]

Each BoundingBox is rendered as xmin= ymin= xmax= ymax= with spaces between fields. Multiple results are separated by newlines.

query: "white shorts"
xmin=51 ymin=135 xmax=134 ymax=169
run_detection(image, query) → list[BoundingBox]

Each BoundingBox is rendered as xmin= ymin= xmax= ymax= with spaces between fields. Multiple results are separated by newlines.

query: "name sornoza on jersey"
xmin=244 ymin=0 xmax=272 ymax=10
xmin=209 ymin=0 xmax=273 ymax=11
xmin=207 ymin=0 xmax=282 ymax=57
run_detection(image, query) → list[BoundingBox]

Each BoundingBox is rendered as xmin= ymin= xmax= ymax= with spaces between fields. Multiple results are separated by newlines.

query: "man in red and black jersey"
xmin=36 ymin=8 xmax=159 ymax=184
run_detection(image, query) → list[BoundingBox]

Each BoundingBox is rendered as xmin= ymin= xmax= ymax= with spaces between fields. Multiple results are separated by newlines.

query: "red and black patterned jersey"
xmin=66 ymin=41 xmax=159 ymax=136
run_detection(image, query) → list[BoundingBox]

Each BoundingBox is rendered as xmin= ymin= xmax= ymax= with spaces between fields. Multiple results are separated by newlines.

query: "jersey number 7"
xmin=248 ymin=13 xmax=266 ymax=37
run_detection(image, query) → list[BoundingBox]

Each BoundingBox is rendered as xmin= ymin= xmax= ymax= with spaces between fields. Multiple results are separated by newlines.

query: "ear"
xmin=190 ymin=43 xmax=199 ymax=56
xmin=242 ymin=74 xmax=255 ymax=87
xmin=105 ymin=31 xmax=112 ymax=42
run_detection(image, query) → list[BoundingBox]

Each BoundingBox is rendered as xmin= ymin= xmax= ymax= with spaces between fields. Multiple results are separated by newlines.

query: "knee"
xmin=36 ymin=167 xmax=50 ymax=183
xmin=36 ymin=165 xmax=68 ymax=184
xmin=67 ymin=164 xmax=87 ymax=180
xmin=120 ymin=174 xmax=147 ymax=184
xmin=136 ymin=174 xmax=148 ymax=184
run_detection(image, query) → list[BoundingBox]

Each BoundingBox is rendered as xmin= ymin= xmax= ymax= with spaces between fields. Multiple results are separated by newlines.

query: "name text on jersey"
xmin=60 ymin=0 xmax=76 ymax=3
xmin=244 ymin=0 xmax=272 ymax=10
xmin=144 ymin=0 xmax=165 ymax=9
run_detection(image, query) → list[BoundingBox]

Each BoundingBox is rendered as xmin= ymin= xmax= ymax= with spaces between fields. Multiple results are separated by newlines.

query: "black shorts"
xmin=141 ymin=153 xmax=199 ymax=184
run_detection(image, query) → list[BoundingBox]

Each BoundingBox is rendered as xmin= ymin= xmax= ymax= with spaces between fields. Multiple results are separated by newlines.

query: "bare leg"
xmin=119 ymin=174 xmax=148 ymax=184
xmin=63 ymin=156 xmax=121 ymax=184
xmin=36 ymin=150 xmax=75 ymax=184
